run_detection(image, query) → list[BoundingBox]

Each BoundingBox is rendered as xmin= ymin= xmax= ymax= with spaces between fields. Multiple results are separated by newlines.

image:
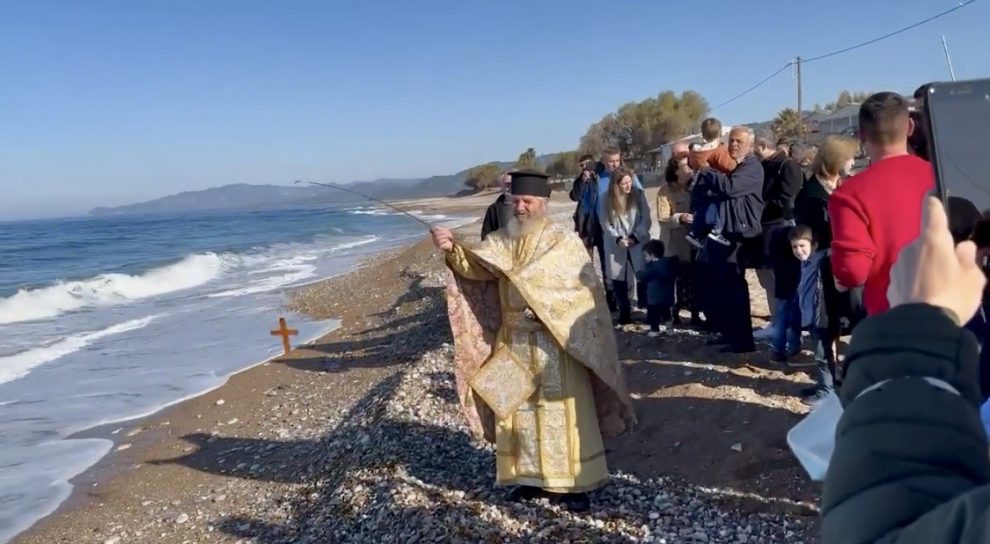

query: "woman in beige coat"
xmin=656 ymin=153 xmax=699 ymax=325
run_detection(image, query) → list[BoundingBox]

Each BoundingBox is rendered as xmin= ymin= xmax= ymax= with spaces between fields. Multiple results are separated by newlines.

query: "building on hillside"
xmin=806 ymin=103 xmax=860 ymax=141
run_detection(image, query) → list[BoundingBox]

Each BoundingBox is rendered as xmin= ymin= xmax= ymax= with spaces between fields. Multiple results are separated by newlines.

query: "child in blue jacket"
xmin=637 ymin=240 xmax=680 ymax=337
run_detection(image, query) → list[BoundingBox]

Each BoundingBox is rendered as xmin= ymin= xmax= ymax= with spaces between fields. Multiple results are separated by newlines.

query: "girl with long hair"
xmin=599 ymin=167 xmax=652 ymax=325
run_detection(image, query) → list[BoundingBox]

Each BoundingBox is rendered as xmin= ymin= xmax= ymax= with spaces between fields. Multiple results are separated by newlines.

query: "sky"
xmin=2 ymin=0 xmax=989 ymax=220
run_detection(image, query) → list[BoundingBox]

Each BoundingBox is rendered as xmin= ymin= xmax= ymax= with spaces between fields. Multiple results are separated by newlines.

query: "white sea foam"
xmin=347 ymin=208 xmax=447 ymax=222
xmin=206 ymin=236 xmax=380 ymax=299
xmin=206 ymin=264 xmax=318 ymax=298
xmin=348 ymin=209 xmax=390 ymax=216
xmin=329 ymin=235 xmax=380 ymax=251
xmin=0 ymin=315 xmax=159 ymax=385
xmin=0 ymin=253 xmax=230 ymax=324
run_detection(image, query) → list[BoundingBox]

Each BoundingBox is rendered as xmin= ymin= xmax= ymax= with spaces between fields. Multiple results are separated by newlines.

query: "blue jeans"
xmin=771 ymin=296 xmax=801 ymax=355
xmin=811 ymin=327 xmax=836 ymax=390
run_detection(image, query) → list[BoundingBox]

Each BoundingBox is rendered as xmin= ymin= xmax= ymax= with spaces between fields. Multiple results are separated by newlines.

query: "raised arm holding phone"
xmin=823 ymin=79 xmax=990 ymax=543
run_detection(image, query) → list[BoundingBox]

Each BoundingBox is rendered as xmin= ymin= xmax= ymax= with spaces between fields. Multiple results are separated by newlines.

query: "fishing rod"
xmin=295 ymin=180 xmax=435 ymax=228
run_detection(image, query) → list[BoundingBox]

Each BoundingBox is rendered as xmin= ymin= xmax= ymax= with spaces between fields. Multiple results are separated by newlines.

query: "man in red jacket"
xmin=829 ymin=92 xmax=935 ymax=316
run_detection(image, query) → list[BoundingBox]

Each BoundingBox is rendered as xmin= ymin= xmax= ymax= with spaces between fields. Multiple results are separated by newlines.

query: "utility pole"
xmin=941 ymin=35 xmax=957 ymax=81
xmin=796 ymin=56 xmax=803 ymax=115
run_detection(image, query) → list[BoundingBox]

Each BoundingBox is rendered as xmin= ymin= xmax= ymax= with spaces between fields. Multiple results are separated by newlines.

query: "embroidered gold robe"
xmin=443 ymin=219 xmax=635 ymax=492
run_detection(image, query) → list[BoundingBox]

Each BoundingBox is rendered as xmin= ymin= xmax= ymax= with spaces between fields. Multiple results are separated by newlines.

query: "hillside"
xmin=88 ymin=155 xmax=558 ymax=217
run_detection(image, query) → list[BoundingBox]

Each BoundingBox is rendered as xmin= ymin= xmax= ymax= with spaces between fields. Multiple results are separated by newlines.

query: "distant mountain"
xmin=88 ymin=154 xmax=561 ymax=217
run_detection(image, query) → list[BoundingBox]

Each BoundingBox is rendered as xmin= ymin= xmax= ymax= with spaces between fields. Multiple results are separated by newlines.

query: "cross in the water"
xmin=270 ymin=317 xmax=298 ymax=356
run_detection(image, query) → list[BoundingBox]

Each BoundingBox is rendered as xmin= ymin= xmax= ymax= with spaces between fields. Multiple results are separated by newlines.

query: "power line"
xmin=709 ymin=0 xmax=977 ymax=112
xmin=710 ymin=63 xmax=793 ymax=111
xmin=801 ymin=0 xmax=976 ymax=63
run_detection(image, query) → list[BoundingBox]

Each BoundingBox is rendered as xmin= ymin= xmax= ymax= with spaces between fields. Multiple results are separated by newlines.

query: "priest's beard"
xmin=506 ymin=213 xmax=545 ymax=240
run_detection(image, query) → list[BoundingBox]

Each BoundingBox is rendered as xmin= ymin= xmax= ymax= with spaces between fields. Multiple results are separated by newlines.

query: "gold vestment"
xmin=443 ymin=219 xmax=635 ymax=492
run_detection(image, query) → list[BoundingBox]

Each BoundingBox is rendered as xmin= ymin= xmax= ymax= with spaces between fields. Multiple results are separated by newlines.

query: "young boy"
xmin=790 ymin=225 xmax=836 ymax=405
xmin=685 ymin=117 xmax=738 ymax=249
xmin=770 ymin=226 xmax=804 ymax=363
xmin=637 ymin=240 xmax=679 ymax=337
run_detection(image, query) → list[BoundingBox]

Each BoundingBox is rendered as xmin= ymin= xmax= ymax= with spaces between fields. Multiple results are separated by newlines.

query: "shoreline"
xmin=8 ymin=194 xmax=490 ymax=544
xmin=7 ymin=239 xmax=402 ymax=540
xmin=12 ymin=236 xmax=442 ymax=544
xmin=14 ymin=193 xmax=823 ymax=543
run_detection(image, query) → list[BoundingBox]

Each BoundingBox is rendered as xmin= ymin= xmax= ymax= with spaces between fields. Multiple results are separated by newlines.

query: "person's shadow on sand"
xmin=153 ymin=259 xmax=816 ymax=542
xmin=155 ymin=371 xmax=635 ymax=542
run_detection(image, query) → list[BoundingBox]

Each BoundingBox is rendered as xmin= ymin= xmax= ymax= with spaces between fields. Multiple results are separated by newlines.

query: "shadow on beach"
xmin=148 ymin=259 xmax=818 ymax=541
xmin=285 ymin=271 xmax=448 ymax=374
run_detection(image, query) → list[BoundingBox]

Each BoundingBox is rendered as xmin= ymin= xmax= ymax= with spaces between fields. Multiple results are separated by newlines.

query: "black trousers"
xmin=647 ymin=304 xmax=672 ymax=331
xmin=614 ymin=279 xmax=632 ymax=324
xmin=636 ymin=279 xmax=648 ymax=310
xmin=595 ymin=238 xmax=617 ymax=310
xmin=676 ymin=260 xmax=699 ymax=321
xmin=702 ymin=237 xmax=755 ymax=351
xmin=697 ymin=259 xmax=720 ymax=332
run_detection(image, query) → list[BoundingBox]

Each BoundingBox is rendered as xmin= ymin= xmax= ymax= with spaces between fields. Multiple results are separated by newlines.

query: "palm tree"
xmin=772 ymin=108 xmax=807 ymax=141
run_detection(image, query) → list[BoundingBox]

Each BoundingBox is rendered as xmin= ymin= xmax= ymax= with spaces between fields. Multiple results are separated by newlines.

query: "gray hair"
xmin=729 ymin=125 xmax=755 ymax=142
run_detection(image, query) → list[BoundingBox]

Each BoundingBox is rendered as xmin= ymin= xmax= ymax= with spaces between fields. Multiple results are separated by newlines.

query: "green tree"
xmin=463 ymin=162 xmax=503 ymax=190
xmin=578 ymin=90 xmax=709 ymax=159
xmin=823 ymin=90 xmax=872 ymax=112
xmin=545 ymin=151 xmax=581 ymax=178
xmin=772 ymin=108 xmax=807 ymax=141
xmin=515 ymin=147 xmax=538 ymax=170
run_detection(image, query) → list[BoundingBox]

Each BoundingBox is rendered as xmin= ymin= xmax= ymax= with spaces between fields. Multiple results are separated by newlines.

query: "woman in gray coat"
xmin=599 ymin=167 xmax=652 ymax=325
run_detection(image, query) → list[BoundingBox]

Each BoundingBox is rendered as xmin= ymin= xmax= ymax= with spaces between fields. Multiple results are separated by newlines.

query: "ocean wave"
xmin=205 ymin=236 xmax=380 ymax=299
xmin=330 ymin=235 xmax=380 ymax=251
xmin=206 ymin=264 xmax=317 ymax=298
xmin=0 ymin=315 xmax=159 ymax=384
xmin=0 ymin=254 xmax=230 ymax=324
xmin=347 ymin=208 xmax=447 ymax=222
xmin=348 ymin=209 xmax=390 ymax=216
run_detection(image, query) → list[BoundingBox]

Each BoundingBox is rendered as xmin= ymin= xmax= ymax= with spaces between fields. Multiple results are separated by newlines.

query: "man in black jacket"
xmin=823 ymin=196 xmax=990 ymax=543
xmin=480 ymin=171 xmax=512 ymax=240
xmin=569 ymin=154 xmax=596 ymax=241
xmin=697 ymin=126 xmax=765 ymax=353
xmin=751 ymin=138 xmax=805 ymax=338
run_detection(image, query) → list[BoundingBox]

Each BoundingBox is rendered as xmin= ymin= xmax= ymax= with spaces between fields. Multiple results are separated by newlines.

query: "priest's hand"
xmin=430 ymin=227 xmax=455 ymax=252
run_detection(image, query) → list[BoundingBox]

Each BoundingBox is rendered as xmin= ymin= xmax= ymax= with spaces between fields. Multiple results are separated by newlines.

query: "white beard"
xmin=506 ymin=215 xmax=543 ymax=240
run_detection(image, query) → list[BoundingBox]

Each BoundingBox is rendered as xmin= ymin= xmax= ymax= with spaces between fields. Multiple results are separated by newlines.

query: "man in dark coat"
xmin=481 ymin=171 xmax=512 ymax=240
xmin=822 ymin=196 xmax=990 ymax=543
xmin=752 ymin=138 xmax=804 ymax=333
xmin=697 ymin=126 xmax=765 ymax=353
xmin=569 ymin=154 xmax=597 ymax=238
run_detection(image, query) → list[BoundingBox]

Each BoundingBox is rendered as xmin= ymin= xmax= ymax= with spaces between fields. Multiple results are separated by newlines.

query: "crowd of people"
xmin=553 ymin=91 xmax=953 ymax=406
xmin=432 ymin=88 xmax=990 ymax=542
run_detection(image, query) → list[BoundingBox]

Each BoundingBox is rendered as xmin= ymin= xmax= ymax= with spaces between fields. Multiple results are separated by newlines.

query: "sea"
xmin=0 ymin=204 xmax=470 ymax=543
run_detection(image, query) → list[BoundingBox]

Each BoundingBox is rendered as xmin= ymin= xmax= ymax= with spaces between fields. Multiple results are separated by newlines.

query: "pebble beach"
xmin=14 ymin=194 xmax=822 ymax=543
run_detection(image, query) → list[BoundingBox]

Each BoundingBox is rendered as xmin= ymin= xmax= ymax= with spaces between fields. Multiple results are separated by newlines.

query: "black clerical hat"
xmin=509 ymin=170 xmax=551 ymax=198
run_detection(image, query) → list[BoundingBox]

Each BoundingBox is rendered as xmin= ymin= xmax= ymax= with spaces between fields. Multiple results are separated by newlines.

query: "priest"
xmin=431 ymin=170 xmax=635 ymax=512
xmin=480 ymin=171 xmax=512 ymax=240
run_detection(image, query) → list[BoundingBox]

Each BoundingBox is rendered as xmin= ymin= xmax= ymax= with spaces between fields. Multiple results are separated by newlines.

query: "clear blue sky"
xmin=2 ymin=0 xmax=989 ymax=219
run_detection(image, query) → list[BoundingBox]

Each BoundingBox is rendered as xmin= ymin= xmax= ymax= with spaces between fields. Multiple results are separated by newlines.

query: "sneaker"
xmin=685 ymin=233 xmax=705 ymax=249
xmin=801 ymin=387 xmax=832 ymax=406
xmin=708 ymin=232 xmax=732 ymax=246
xmin=771 ymin=351 xmax=789 ymax=363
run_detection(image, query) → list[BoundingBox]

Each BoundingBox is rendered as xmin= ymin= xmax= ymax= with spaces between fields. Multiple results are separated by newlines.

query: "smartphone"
xmin=923 ymin=78 xmax=990 ymax=248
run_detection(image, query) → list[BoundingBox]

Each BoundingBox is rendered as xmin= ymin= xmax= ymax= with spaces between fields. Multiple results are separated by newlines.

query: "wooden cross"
xmin=270 ymin=317 xmax=298 ymax=356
